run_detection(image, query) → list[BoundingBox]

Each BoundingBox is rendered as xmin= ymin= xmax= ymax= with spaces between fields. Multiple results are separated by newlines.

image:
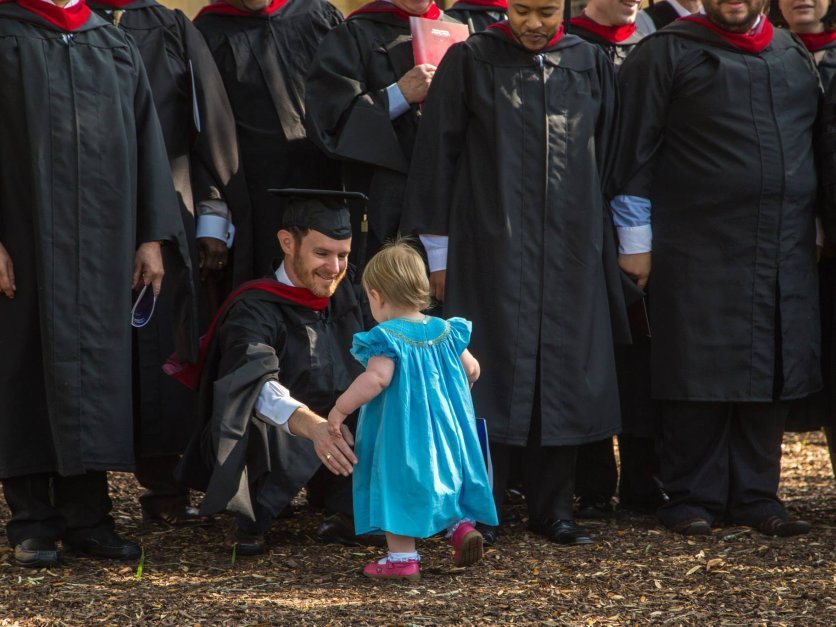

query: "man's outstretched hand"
xmin=288 ymin=407 xmax=357 ymax=477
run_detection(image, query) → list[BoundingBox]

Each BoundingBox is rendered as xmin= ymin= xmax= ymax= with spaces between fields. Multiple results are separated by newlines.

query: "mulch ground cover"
xmin=0 ymin=432 xmax=834 ymax=625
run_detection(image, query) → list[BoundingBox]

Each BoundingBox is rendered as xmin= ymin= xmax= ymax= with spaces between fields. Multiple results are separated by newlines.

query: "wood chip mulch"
xmin=1 ymin=432 xmax=834 ymax=625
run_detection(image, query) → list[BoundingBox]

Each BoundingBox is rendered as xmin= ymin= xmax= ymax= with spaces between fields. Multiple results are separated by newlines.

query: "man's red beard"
xmin=291 ymin=254 xmax=346 ymax=297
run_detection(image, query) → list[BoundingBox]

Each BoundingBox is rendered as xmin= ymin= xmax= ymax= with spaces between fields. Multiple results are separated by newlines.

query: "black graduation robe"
xmin=567 ymin=22 xmax=644 ymax=70
xmin=813 ymin=41 xmax=836 ymax=91
xmin=177 ymin=275 xmax=363 ymax=519
xmin=567 ymin=19 xmax=652 ymax=437
xmin=446 ymin=2 xmax=506 ymax=33
xmin=401 ymin=28 xmax=625 ymax=447
xmin=0 ymin=4 xmax=192 ymax=478
xmin=194 ymin=0 xmax=342 ymax=277
xmin=304 ymin=6 xmax=461 ymax=247
xmin=611 ymin=21 xmax=822 ymax=402
xmin=89 ymin=0 xmax=251 ymax=458
xmin=642 ymin=0 xmax=680 ymax=30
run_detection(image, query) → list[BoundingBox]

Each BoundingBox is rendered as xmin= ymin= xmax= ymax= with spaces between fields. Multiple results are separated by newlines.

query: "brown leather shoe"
xmin=671 ymin=517 xmax=712 ymax=536
xmin=14 ymin=538 xmax=59 ymax=568
xmin=756 ymin=516 xmax=811 ymax=537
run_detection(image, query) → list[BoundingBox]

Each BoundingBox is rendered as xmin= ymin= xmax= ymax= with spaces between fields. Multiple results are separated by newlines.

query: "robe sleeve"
xmin=609 ymin=36 xmax=677 ymax=200
xmin=305 ymin=21 xmax=411 ymax=173
xmin=820 ymin=75 xmax=836 ymax=243
xmin=130 ymin=39 xmax=182 ymax=245
xmin=447 ymin=317 xmax=472 ymax=355
xmin=178 ymin=10 xmax=254 ymax=280
xmin=130 ymin=37 xmax=199 ymax=360
xmin=400 ymin=42 xmax=470 ymax=236
xmin=350 ymin=325 xmax=400 ymax=367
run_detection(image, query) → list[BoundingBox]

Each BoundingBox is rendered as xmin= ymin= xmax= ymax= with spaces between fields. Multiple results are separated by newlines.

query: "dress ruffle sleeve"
xmin=350 ymin=325 xmax=400 ymax=367
xmin=447 ymin=317 xmax=473 ymax=355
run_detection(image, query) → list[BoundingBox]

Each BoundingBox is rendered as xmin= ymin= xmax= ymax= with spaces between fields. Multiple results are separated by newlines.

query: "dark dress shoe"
xmin=235 ymin=531 xmax=267 ymax=556
xmin=670 ymin=517 xmax=712 ymax=536
xmin=315 ymin=513 xmax=386 ymax=547
xmin=64 ymin=527 xmax=142 ymax=560
xmin=542 ymin=520 xmax=593 ymax=545
xmin=143 ymin=505 xmax=212 ymax=527
xmin=576 ymin=500 xmax=616 ymax=520
xmin=476 ymin=523 xmax=498 ymax=547
xmin=14 ymin=538 xmax=59 ymax=568
xmin=756 ymin=516 xmax=811 ymax=537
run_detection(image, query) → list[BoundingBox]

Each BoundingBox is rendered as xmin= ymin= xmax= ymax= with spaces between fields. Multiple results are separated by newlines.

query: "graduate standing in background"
xmin=0 ymin=0 xmax=193 ymax=567
xmin=446 ymin=0 xmax=506 ymax=32
xmin=611 ymin=0 xmax=820 ymax=536
xmin=305 ymin=1 xmax=460 ymax=268
xmin=569 ymin=0 xmax=664 ymax=519
xmin=635 ymin=0 xmax=703 ymax=34
xmin=89 ymin=0 xmax=252 ymax=526
xmin=193 ymin=0 xmax=343 ymax=278
xmin=403 ymin=0 xmax=632 ymax=546
xmin=782 ymin=0 xmax=836 ymax=478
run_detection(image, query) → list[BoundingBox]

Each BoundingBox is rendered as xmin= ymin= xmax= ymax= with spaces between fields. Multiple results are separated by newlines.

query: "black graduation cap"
xmin=269 ymin=188 xmax=368 ymax=240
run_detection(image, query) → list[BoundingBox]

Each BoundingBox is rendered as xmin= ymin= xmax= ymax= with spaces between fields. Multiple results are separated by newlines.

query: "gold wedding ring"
xmin=325 ymin=453 xmax=332 ymax=461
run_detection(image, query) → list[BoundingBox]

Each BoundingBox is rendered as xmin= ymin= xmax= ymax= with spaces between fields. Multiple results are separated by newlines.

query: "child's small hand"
xmin=327 ymin=407 xmax=348 ymax=437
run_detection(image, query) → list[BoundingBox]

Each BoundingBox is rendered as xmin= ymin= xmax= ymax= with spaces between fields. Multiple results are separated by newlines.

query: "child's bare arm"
xmin=328 ymin=356 xmax=395 ymax=435
xmin=460 ymin=349 xmax=480 ymax=386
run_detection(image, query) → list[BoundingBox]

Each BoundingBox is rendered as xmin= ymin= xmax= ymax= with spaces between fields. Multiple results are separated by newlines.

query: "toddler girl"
xmin=328 ymin=240 xmax=498 ymax=581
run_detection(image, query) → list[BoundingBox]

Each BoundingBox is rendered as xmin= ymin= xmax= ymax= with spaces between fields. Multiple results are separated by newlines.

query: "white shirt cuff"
xmin=617 ymin=225 xmax=653 ymax=254
xmin=419 ymin=234 xmax=448 ymax=272
xmin=253 ymin=380 xmax=305 ymax=435
xmin=196 ymin=214 xmax=235 ymax=248
xmin=816 ymin=217 xmax=824 ymax=248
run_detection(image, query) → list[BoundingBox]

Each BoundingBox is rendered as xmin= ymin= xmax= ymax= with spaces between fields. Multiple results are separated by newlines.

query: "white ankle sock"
xmin=378 ymin=551 xmax=419 ymax=564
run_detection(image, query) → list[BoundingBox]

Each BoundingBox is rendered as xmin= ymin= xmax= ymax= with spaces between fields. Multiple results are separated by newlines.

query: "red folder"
xmin=410 ymin=16 xmax=469 ymax=66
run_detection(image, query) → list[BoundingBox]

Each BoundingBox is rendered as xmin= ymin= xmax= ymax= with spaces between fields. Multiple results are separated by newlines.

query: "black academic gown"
xmin=305 ymin=8 xmax=461 ymax=248
xmin=402 ymin=30 xmax=625 ymax=447
xmin=446 ymin=3 xmax=506 ymax=33
xmin=612 ymin=22 xmax=822 ymax=402
xmin=194 ymin=0 xmax=342 ymax=277
xmin=177 ymin=275 xmax=363 ymax=519
xmin=567 ymin=25 xmax=644 ymax=70
xmin=89 ymin=0 xmax=251 ymax=458
xmin=643 ymin=0 xmax=680 ymax=30
xmin=0 ymin=5 xmax=192 ymax=478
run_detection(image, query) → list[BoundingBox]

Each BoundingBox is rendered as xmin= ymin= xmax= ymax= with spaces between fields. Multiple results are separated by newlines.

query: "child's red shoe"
xmin=363 ymin=558 xmax=421 ymax=581
xmin=450 ymin=522 xmax=483 ymax=567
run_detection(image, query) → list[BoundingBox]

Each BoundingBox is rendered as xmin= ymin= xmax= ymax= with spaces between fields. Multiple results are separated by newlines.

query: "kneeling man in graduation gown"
xmin=611 ymin=0 xmax=820 ymax=536
xmin=0 ymin=0 xmax=192 ymax=567
xmin=403 ymin=0 xmax=630 ymax=546
xmin=176 ymin=191 xmax=368 ymax=555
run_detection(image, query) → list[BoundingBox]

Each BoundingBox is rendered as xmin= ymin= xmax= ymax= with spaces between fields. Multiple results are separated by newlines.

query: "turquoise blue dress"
xmin=351 ymin=316 xmax=499 ymax=538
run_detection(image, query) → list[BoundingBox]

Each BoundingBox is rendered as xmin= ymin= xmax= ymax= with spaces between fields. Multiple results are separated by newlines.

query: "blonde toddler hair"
xmin=362 ymin=237 xmax=432 ymax=311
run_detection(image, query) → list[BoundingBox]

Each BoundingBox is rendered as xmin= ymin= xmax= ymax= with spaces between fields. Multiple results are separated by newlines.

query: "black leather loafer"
xmin=316 ymin=513 xmax=386 ymax=547
xmin=476 ymin=523 xmax=498 ymax=547
xmin=544 ymin=520 xmax=593 ymax=545
xmin=142 ymin=505 xmax=212 ymax=527
xmin=14 ymin=538 xmax=59 ymax=568
xmin=64 ymin=527 xmax=142 ymax=560
xmin=235 ymin=531 xmax=267 ymax=556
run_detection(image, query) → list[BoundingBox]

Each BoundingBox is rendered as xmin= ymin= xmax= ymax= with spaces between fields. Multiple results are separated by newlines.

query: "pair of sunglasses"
xmin=131 ymin=284 xmax=157 ymax=328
